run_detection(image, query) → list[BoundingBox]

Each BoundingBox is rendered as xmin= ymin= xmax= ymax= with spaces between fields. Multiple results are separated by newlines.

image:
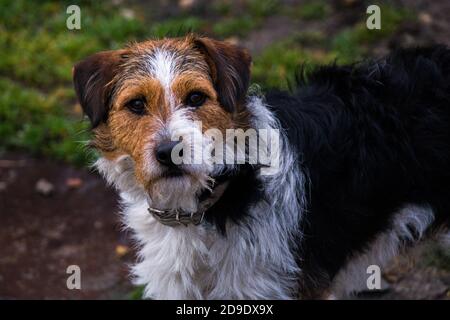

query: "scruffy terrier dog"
xmin=73 ymin=35 xmax=449 ymax=299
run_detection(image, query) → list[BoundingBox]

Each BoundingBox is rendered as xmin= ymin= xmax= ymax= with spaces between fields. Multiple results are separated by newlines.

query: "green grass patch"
xmin=246 ymin=0 xmax=280 ymax=18
xmin=292 ymin=1 xmax=331 ymax=21
xmin=212 ymin=0 xmax=278 ymax=37
xmin=126 ymin=285 xmax=145 ymax=300
xmin=0 ymin=0 xmax=148 ymax=165
xmin=150 ymin=17 xmax=207 ymax=38
xmin=252 ymin=38 xmax=336 ymax=89
xmin=213 ymin=16 xmax=259 ymax=38
xmin=212 ymin=0 xmax=232 ymax=16
xmin=294 ymin=30 xmax=327 ymax=46
xmin=331 ymin=4 xmax=415 ymax=63
xmin=0 ymin=78 xmax=92 ymax=165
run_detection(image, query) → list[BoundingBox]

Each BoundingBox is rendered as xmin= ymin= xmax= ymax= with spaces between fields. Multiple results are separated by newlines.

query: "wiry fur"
xmin=266 ymin=45 xmax=450 ymax=298
xmin=74 ymin=38 xmax=450 ymax=300
xmin=145 ymin=107 xmax=214 ymax=212
xmin=95 ymin=96 xmax=304 ymax=299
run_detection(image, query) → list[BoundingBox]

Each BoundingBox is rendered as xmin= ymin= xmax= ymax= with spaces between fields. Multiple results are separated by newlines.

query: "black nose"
xmin=155 ymin=141 xmax=180 ymax=167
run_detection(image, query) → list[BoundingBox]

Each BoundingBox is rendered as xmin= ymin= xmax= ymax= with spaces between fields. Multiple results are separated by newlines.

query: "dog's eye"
xmin=185 ymin=92 xmax=206 ymax=108
xmin=126 ymin=98 xmax=146 ymax=115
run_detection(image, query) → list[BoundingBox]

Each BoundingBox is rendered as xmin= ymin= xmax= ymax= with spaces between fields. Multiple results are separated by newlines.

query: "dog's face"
xmin=73 ymin=36 xmax=252 ymax=211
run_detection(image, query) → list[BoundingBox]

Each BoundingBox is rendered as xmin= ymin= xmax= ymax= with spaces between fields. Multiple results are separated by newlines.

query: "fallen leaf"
xmin=66 ymin=177 xmax=83 ymax=189
xmin=115 ymin=245 xmax=130 ymax=258
xmin=418 ymin=12 xmax=432 ymax=25
xmin=179 ymin=0 xmax=195 ymax=9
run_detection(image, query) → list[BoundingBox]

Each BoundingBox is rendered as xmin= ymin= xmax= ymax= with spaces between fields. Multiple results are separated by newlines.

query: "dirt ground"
xmin=0 ymin=153 xmax=134 ymax=299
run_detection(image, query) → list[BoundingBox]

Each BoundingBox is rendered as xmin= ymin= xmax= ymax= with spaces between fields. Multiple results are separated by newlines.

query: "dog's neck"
xmin=202 ymin=164 xmax=264 ymax=234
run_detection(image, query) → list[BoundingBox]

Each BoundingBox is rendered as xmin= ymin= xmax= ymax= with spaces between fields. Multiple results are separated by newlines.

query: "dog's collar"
xmin=147 ymin=181 xmax=229 ymax=227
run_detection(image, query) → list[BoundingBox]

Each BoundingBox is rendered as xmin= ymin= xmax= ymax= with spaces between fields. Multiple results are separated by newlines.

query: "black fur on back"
xmin=265 ymin=45 xmax=450 ymax=297
xmin=202 ymin=46 xmax=450 ymax=297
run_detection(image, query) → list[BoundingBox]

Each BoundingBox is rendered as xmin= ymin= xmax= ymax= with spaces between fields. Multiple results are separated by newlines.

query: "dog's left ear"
xmin=193 ymin=37 xmax=252 ymax=112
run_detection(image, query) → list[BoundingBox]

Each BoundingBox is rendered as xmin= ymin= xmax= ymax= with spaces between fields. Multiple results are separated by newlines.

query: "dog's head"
xmin=73 ymin=36 xmax=252 ymax=213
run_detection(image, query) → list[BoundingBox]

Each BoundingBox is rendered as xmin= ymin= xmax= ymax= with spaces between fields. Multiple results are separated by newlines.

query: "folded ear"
xmin=73 ymin=50 xmax=127 ymax=127
xmin=193 ymin=37 xmax=252 ymax=112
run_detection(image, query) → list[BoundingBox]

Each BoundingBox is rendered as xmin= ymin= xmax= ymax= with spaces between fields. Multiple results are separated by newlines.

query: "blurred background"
xmin=0 ymin=0 xmax=449 ymax=299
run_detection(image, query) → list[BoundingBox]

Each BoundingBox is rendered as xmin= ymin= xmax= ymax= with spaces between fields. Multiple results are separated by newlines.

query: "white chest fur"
xmin=121 ymin=194 xmax=300 ymax=299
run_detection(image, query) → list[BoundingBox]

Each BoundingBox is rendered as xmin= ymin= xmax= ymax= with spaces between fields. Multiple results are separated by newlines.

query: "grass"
xmin=0 ymin=0 xmax=413 ymax=169
xmin=150 ymin=17 xmax=207 ymax=38
xmin=213 ymin=16 xmax=259 ymax=38
xmin=0 ymin=77 xmax=92 ymax=165
xmin=332 ymin=4 xmax=415 ymax=63
xmin=127 ymin=285 xmax=145 ymax=300
xmin=247 ymin=0 xmax=280 ymax=18
xmin=0 ymin=0 xmax=148 ymax=165
xmin=212 ymin=0 xmax=280 ymax=38
xmin=292 ymin=1 xmax=331 ymax=20
xmin=252 ymin=36 xmax=337 ymax=89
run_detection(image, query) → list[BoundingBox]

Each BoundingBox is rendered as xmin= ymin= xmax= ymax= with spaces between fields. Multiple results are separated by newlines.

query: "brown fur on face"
xmin=73 ymin=35 xmax=253 ymax=197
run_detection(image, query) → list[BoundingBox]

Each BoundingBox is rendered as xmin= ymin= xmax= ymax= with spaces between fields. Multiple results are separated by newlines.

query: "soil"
xmin=0 ymin=153 xmax=134 ymax=299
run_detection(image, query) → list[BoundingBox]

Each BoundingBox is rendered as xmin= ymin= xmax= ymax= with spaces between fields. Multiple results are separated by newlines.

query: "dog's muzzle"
xmin=147 ymin=181 xmax=229 ymax=227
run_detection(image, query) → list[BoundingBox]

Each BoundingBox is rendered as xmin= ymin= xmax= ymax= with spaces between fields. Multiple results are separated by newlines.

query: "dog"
xmin=73 ymin=35 xmax=450 ymax=299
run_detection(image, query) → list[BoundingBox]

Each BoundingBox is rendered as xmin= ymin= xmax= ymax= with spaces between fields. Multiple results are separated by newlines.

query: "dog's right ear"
xmin=73 ymin=50 xmax=127 ymax=128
